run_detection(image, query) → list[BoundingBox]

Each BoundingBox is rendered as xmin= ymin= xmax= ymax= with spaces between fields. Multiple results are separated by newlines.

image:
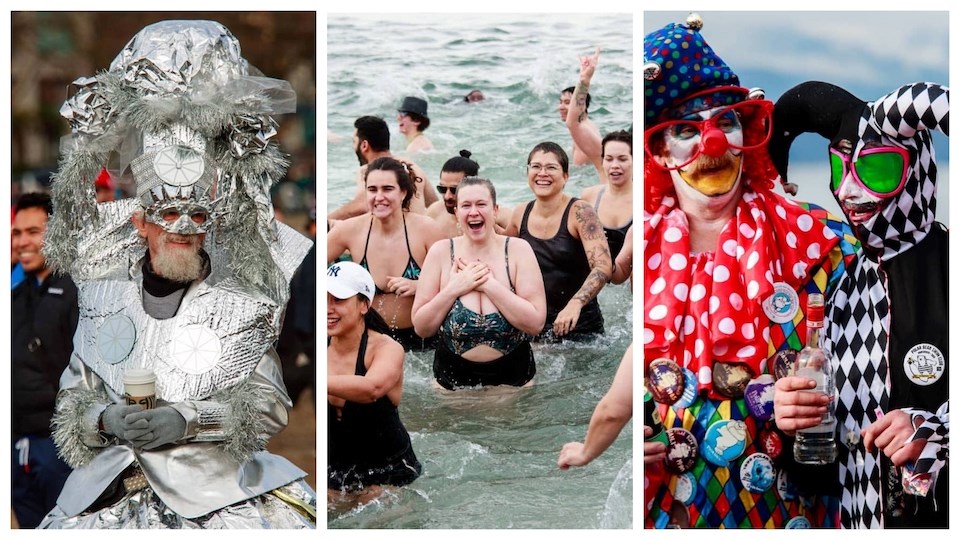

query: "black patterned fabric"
xmin=828 ymin=84 xmax=949 ymax=529
xmin=774 ymin=82 xmax=950 ymax=529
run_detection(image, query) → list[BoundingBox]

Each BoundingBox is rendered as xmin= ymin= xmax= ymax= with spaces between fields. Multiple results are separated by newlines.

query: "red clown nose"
xmin=700 ymin=126 xmax=729 ymax=158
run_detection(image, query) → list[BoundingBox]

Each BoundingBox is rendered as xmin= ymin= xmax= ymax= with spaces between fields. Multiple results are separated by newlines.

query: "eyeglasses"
xmin=528 ymin=163 xmax=563 ymax=174
xmin=644 ymin=100 xmax=773 ymax=171
xmin=829 ymin=146 xmax=910 ymax=198
xmin=437 ymin=185 xmax=457 ymax=195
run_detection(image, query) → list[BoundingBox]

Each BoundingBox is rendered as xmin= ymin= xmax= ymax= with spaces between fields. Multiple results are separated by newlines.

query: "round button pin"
xmin=700 ymin=419 xmax=748 ymax=467
xmin=763 ymin=282 xmax=800 ymax=324
xmin=772 ymin=349 xmax=798 ymax=380
xmin=671 ymin=367 xmax=699 ymax=410
xmin=664 ymin=428 xmax=698 ymax=474
xmin=647 ymin=358 xmax=686 ymax=405
xmin=712 ymin=362 xmax=753 ymax=398
xmin=777 ymin=469 xmax=797 ymax=501
xmin=785 ymin=516 xmax=811 ymax=529
xmin=740 ymin=452 xmax=776 ymax=494
xmin=758 ymin=427 xmax=784 ymax=461
xmin=674 ymin=471 xmax=697 ymax=505
xmin=744 ymin=374 xmax=776 ymax=420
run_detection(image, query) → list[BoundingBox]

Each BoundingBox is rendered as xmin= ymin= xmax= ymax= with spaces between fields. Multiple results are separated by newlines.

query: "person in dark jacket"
xmin=11 ymin=191 xmax=78 ymax=528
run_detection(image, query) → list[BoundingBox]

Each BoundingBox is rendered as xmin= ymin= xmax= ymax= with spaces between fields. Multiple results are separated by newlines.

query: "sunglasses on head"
xmin=829 ymin=146 xmax=910 ymax=198
xmin=437 ymin=185 xmax=457 ymax=195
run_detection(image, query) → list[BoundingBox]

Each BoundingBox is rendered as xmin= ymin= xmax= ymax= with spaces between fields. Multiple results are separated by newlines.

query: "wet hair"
xmin=15 ymin=191 xmax=53 ymax=216
xmin=365 ymin=156 xmax=421 ymax=210
xmin=441 ymin=149 xmax=480 ymax=176
xmin=464 ymin=90 xmax=485 ymax=103
xmin=527 ymin=141 xmax=570 ymax=174
xmin=364 ymin=301 xmax=393 ymax=335
xmin=354 ymin=115 xmax=390 ymax=152
xmin=456 ymin=176 xmax=497 ymax=206
xmin=562 ymin=86 xmax=591 ymax=111
xmin=405 ymin=112 xmax=430 ymax=132
xmin=644 ymin=102 xmax=777 ymax=212
xmin=601 ymin=130 xmax=633 ymax=157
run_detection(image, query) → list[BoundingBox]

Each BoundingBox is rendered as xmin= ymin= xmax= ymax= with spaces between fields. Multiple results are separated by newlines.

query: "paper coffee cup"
xmin=123 ymin=368 xmax=156 ymax=410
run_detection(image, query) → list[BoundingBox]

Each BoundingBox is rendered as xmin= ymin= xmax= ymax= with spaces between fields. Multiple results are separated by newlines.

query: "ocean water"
xmin=325 ymin=13 xmax=635 ymax=529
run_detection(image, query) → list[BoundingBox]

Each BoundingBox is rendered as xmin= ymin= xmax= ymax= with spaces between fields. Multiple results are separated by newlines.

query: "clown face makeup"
xmin=649 ymin=104 xmax=749 ymax=197
xmin=645 ymin=100 xmax=772 ymax=167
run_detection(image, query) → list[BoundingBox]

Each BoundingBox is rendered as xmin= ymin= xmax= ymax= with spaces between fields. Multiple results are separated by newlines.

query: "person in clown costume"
xmin=642 ymin=15 xmax=857 ymax=528
xmin=770 ymin=81 xmax=949 ymax=528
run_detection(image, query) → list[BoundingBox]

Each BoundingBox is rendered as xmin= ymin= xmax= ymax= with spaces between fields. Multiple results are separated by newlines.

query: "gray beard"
xmin=152 ymin=234 xmax=204 ymax=283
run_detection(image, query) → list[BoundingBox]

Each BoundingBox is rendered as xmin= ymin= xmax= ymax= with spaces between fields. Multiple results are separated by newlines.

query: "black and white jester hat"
xmin=769 ymin=81 xmax=949 ymax=261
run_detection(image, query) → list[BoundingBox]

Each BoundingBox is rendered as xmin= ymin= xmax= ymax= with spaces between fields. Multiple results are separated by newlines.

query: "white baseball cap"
xmin=326 ymin=261 xmax=375 ymax=303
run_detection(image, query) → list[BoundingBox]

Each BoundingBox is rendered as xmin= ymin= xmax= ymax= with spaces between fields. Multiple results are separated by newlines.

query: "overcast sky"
xmin=643 ymin=11 xmax=949 ymax=162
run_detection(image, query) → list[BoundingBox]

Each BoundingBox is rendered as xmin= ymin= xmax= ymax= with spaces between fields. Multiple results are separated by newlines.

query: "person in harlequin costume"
xmin=770 ymin=81 xmax=949 ymax=528
xmin=642 ymin=14 xmax=856 ymax=528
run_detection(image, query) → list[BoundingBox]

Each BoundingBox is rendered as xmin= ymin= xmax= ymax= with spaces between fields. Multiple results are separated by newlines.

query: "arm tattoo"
xmin=574 ymin=81 xmax=589 ymax=123
xmin=573 ymin=243 xmax=612 ymax=306
xmin=585 ymin=244 xmax=609 ymax=269
xmin=573 ymin=269 xmax=607 ymax=306
xmin=574 ymin=202 xmax=604 ymax=241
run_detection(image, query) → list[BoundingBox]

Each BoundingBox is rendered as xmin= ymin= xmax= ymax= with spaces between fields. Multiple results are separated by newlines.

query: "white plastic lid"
xmin=122 ymin=368 xmax=156 ymax=384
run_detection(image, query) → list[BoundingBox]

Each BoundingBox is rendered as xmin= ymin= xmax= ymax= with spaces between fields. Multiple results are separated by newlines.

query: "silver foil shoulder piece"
xmin=71 ymin=198 xmax=144 ymax=281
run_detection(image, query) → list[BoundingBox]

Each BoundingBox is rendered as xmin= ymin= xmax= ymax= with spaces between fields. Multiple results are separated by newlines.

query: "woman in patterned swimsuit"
xmin=412 ymin=177 xmax=546 ymax=390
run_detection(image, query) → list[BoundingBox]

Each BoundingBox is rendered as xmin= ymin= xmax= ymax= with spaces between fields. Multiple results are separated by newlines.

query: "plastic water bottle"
xmin=794 ymin=293 xmax=838 ymax=464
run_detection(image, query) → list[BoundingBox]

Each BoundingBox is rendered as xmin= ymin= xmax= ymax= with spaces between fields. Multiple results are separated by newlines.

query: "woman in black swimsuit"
xmin=506 ymin=142 xmax=613 ymax=341
xmin=327 ymin=261 xmax=421 ymax=505
xmin=579 ymin=130 xmax=633 ymax=260
xmin=327 ymin=157 xmax=445 ymax=351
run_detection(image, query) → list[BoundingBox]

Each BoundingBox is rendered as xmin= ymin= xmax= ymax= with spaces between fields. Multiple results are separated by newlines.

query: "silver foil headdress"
xmin=47 ymin=20 xmax=302 ymax=302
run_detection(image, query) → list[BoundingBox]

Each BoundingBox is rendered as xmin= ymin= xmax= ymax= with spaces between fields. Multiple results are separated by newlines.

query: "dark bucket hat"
xmin=398 ymin=96 xmax=429 ymax=119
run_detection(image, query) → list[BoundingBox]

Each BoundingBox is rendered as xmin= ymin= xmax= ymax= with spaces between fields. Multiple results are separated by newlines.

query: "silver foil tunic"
xmin=48 ymin=200 xmax=314 ymax=521
xmin=75 ymin=277 xmax=275 ymax=402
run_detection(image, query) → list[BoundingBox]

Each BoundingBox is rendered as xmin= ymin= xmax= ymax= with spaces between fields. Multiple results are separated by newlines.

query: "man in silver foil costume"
xmin=37 ymin=20 xmax=316 ymax=528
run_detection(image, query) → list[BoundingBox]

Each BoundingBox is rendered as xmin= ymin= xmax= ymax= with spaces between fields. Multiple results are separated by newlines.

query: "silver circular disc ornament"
xmin=97 ymin=314 xmax=137 ymax=365
xmin=170 ymin=324 xmax=222 ymax=375
xmin=153 ymin=146 xmax=204 ymax=187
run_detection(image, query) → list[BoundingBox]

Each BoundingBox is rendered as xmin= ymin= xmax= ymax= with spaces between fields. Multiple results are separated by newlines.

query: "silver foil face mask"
xmin=132 ymin=134 xmax=216 ymax=234
xmin=145 ymin=199 xmax=212 ymax=235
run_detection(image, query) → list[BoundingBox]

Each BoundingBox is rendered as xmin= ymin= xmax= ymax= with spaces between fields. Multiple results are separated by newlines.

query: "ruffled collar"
xmin=643 ymin=190 xmax=839 ymax=398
